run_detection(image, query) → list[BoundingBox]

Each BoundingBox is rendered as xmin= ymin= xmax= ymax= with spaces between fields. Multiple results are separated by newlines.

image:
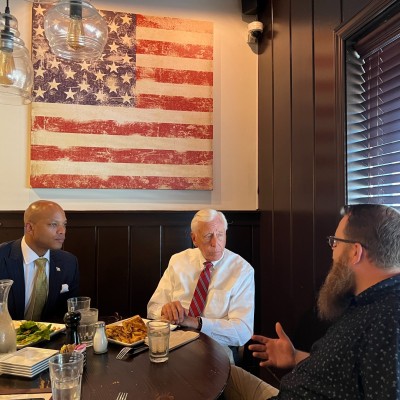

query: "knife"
xmin=130 ymin=344 xmax=148 ymax=356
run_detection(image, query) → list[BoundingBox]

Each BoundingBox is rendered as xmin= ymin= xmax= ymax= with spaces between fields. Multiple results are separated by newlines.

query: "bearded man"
xmin=223 ymin=204 xmax=400 ymax=399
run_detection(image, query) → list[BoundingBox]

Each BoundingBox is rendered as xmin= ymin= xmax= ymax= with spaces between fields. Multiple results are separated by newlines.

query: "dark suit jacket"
xmin=0 ymin=239 xmax=80 ymax=322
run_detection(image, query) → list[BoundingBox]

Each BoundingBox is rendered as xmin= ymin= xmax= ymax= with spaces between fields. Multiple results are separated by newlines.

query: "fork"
xmin=116 ymin=392 xmax=128 ymax=400
xmin=116 ymin=346 xmax=132 ymax=359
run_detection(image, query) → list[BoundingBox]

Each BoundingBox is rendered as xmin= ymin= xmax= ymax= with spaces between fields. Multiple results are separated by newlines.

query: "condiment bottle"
xmin=93 ymin=321 xmax=108 ymax=354
xmin=64 ymin=310 xmax=81 ymax=345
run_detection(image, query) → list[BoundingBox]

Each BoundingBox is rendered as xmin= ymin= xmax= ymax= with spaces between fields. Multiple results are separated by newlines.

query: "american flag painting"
xmin=30 ymin=4 xmax=213 ymax=189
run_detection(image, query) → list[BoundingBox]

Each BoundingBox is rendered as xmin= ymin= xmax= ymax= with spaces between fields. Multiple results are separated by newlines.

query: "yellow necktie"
xmin=25 ymin=258 xmax=48 ymax=321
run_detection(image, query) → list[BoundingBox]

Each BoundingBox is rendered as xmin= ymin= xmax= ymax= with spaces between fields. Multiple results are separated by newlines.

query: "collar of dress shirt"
xmin=201 ymin=249 xmax=225 ymax=270
xmin=21 ymin=236 xmax=51 ymax=265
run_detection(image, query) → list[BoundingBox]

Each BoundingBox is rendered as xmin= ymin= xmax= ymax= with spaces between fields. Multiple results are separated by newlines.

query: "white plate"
xmin=106 ymin=317 xmax=177 ymax=347
xmin=13 ymin=321 xmax=66 ymax=349
xmin=0 ymin=347 xmax=58 ymax=378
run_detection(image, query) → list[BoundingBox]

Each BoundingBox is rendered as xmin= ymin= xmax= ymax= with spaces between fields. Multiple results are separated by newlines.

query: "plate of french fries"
xmin=105 ymin=315 xmax=177 ymax=347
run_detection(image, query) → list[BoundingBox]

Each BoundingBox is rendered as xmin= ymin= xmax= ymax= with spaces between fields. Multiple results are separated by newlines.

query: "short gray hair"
xmin=191 ymin=209 xmax=228 ymax=233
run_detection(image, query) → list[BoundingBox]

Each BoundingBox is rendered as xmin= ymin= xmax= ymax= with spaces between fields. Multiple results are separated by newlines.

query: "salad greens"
xmin=16 ymin=320 xmax=53 ymax=346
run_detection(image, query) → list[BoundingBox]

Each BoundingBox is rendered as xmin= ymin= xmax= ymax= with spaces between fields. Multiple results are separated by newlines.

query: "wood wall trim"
xmin=0 ymin=210 xmax=261 ymax=327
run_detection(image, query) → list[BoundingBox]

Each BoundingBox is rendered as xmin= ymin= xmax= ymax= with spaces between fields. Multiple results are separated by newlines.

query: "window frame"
xmin=334 ymin=0 xmax=400 ymax=206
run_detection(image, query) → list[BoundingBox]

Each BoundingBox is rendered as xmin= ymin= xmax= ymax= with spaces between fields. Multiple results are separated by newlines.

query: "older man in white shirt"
xmin=147 ymin=209 xmax=255 ymax=363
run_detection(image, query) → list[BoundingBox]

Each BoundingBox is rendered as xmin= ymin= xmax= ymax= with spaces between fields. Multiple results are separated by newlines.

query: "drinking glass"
xmin=146 ymin=320 xmax=170 ymax=363
xmin=49 ymin=352 xmax=84 ymax=400
xmin=67 ymin=297 xmax=91 ymax=312
xmin=78 ymin=308 xmax=98 ymax=346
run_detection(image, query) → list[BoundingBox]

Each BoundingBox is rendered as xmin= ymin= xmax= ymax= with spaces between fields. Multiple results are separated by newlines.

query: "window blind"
xmin=346 ymin=15 xmax=400 ymax=208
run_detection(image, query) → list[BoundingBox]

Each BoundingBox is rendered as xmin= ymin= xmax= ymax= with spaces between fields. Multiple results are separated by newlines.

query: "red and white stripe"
xmin=30 ymin=12 xmax=213 ymax=190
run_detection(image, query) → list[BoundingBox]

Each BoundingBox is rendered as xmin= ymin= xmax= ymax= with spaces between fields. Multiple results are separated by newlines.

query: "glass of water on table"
xmin=67 ymin=296 xmax=91 ymax=312
xmin=146 ymin=320 xmax=170 ymax=363
xmin=49 ymin=352 xmax=84 ymax=400
xmin=77 ymin=308 xmax=98 ymax=347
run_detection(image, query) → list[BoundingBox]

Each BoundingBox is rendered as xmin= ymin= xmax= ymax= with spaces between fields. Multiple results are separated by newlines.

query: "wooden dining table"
xmin=0 ymin=329 xmax=231 ymax=400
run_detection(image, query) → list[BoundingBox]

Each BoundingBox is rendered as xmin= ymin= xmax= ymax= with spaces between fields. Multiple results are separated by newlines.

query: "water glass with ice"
xmin=146 ymin=320 xmax=170 ymax=363
xmin=78 ymin=308 xmax=98 ymax=346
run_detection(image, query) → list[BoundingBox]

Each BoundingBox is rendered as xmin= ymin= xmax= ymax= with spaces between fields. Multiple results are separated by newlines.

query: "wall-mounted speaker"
xmin=242 ymin=0 xmax=258 ymax=15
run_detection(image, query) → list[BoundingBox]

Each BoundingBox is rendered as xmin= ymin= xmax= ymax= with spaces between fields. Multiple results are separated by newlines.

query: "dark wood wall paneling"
xmin=0 ymin=0 xmax=382 ymax=376
xmin=0 ymin=210 xmax=260 ymax=326
xmin=258 ymin=0 xmax=372 ymax=357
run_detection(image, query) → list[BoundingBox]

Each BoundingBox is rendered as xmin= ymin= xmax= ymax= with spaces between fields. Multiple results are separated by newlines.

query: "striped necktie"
xmin=188 ymin=261 xmax=213 ymax=317
xmin=25 ymin=257 xmax=48 ymax=321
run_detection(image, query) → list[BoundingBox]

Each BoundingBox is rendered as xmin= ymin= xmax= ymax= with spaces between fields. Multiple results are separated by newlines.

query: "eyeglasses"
xmin=326 ymin=236 xmax=367 ymax=249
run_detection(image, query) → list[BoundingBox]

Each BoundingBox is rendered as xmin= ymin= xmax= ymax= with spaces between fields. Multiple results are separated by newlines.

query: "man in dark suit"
xmin=0 ymin=200 xmax=79 ymax=322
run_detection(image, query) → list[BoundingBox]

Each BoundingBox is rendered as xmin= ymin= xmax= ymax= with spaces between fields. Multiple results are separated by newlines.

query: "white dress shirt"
xmin=21 ymin=237 xmax=50 ymax=312
xmin=147 ymin=247 xmax=255 ymax=347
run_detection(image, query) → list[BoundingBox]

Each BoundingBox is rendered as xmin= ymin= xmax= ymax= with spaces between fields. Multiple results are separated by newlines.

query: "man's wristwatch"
xmin=197 ymin=316 xmax=202 ymax=331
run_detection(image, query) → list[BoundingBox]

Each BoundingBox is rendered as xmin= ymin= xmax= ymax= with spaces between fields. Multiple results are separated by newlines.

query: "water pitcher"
xmin=0 ymin=279 xmax=17 ymax=355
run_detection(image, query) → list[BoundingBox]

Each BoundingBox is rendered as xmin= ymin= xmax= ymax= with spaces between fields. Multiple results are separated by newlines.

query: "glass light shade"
xmin=44 ymin=0 xmax=108 ymax=61
xmin=24 ymin=0 xmax=58 ymax=3
xmin=0 ymin=11 xmax=33 ymax=105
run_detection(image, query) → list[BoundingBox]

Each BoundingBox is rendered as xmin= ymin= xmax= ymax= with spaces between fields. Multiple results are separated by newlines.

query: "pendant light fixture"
xmin=44 ymin=0 xmax=108 ymax=61
xmin=0 ymin=0 xmax=33 ymax=105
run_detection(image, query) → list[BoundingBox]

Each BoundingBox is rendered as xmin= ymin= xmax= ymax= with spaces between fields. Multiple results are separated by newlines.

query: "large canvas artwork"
xmin=30 ymin=5 xmax=213 ymax=189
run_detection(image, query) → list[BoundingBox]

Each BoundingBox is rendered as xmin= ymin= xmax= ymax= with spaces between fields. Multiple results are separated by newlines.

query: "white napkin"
xmin=169 ymin=330 xmax=199 ymax=350
xmin=144 ymin=330 xmax=200 ymax=350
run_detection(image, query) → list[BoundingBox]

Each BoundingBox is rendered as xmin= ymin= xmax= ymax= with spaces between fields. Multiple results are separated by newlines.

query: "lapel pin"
xmin=56 ymin=267 xmax=61 ymax=272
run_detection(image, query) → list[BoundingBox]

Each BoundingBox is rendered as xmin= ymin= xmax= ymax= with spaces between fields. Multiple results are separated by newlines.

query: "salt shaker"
xmin=93 ymin=321 xmax=108 ymax=354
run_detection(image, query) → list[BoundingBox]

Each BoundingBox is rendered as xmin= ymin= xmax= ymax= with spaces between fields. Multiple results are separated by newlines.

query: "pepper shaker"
xmin=64 ymin=311 xmax=81 ymax=345
xmin=93 ymin=321 xmax=108 ymax=354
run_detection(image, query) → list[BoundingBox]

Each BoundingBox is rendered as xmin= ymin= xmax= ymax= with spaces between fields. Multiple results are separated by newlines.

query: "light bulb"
xmin=44 ymin=0 xmax=108 ymax=61
xmin=0 ymin=48 xmax=15 ymax=85
xmin=67 ymin=17 xmax=85 ymax=50
xmin=0 ymin=8 xmax=33 ymax=104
